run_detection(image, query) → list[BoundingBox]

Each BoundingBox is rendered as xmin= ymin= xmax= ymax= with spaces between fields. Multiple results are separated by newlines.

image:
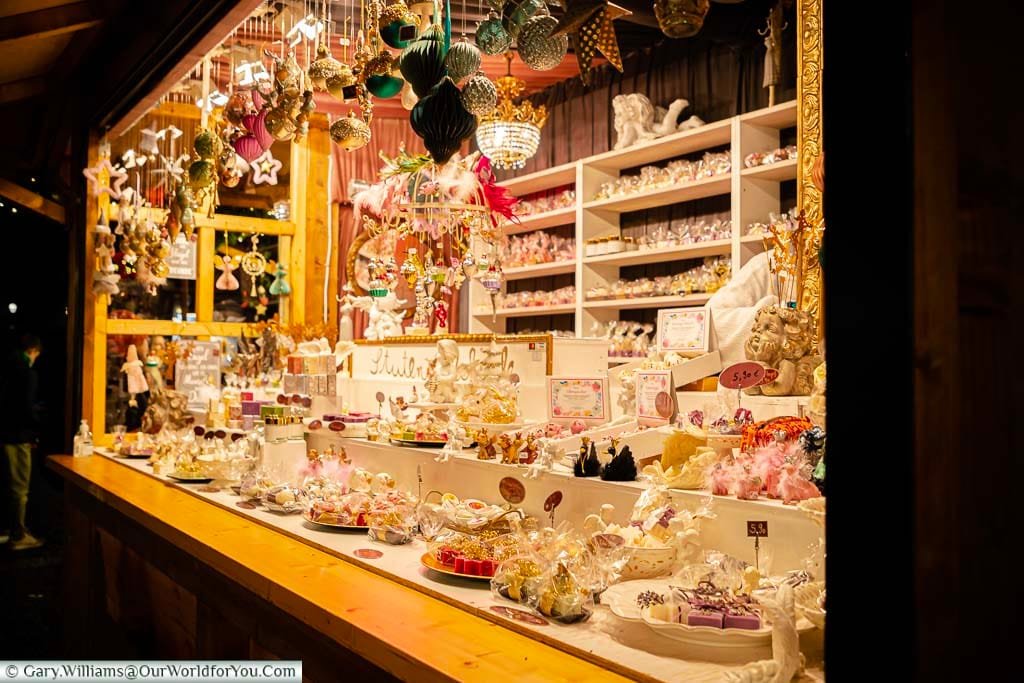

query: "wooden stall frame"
xmin=81 ymin=115 xmax=332 ymax=446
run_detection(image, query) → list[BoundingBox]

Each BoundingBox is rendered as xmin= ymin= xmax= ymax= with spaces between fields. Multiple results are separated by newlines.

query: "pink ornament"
xmin=544 ymin=423 xmax=564 ymax=438
xmin=735 ymin=470 xmax=762 ymax=500
xmin=233 ymin=134 xmax=263 ymax=162
xmin=244 ymin=109 xmax=273 ymax=150
xmin=251 ymin=88 xmax=265 ymax=110
xmin=570 ymin=419 xmax=586 ymax=435
xmin=777 ymin=462 xmax=821 ymax=504
xmin=710 ymin=465 xmax=732 ymax=496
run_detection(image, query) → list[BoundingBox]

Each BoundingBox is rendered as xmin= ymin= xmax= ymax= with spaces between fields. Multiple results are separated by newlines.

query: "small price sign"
xmin=720 ymin=362 xmax=767 ymax=390
xmin=747 ymin=520 xmax=769 ymax=537
xmin=544 ymin=490 xmax=563 ymax=527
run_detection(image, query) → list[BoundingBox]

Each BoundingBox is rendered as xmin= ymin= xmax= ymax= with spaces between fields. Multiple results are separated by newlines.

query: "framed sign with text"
xmin=657 ymin=306 xmax=711 ymax=353
xmin=547 ymin=376 xmax=609 ymax=424
xmin=636 ymin=370 xmax=677 ymax=426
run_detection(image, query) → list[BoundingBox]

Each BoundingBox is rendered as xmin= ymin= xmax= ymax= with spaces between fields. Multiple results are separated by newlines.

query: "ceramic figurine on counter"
xmin=436 ymin=417 xmax=467 ymax=463
xmin=574 ymin=440 xmax=601 ymax=477
xmin=612 ymin=94 xmax=705 ymax=150
xmin=498 ymin=432 xmax=524 ymax=465
xmin=426 ymin=338 xmax=459 ymax=403
xmin=521 ymin=433 xmax=540 ymax=465
xmin=724 ymin=583 xmax=804 ymax=683
xmin=476 ymin=429 xmax=498 ymax=460
xmin=600 ymin=445 xmax=637 ymax=482
xmin=744 ymin=305 xmax=822 ymax=396
xmin=121 ymin=344 xmax=149 ymax=408
xmin=524 ymin=441 xmax=558 ymax=479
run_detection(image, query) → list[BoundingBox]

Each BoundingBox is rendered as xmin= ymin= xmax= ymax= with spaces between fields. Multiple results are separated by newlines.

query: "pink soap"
xmin=479 ymin=559 xmax=496 ymax=577
xmin=464 ymin=559 xmax=482 ymax=576
xmin=453 ymin=557 xmax=466 ymax=573
xmin=687 ymin=611 xmax=724 ymax=628
xmin=724 ymin=613 xmax=762 ymax=630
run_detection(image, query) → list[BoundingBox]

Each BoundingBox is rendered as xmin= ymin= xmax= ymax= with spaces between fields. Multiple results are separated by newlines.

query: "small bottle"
xmin=73 ymin=420 xmax=93 ymax=457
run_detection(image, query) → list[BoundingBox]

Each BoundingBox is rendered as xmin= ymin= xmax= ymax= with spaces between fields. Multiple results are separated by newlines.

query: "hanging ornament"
xmin=518 ymin=14 xmax=569 ymax=71
xmin=400 ymin=81 xmax=418 ymax=110
xmin=399 ymin=24 xmax=447 ymax=97
xmin=380 ymin=1 xmax=420 ymax=49
xmin=308 ymin=43 xmax=344 ymax=90
xmin=411 ymin=78 xmax=477 ymax=163
xmin=445 ymin=40 xmax=482 ymax=84
xmin=251 ymin=149 xmax=283 ymax=185
xmin=476 ymin=12 xmax=512 ymax=55
xmin=139 ymin=127 xmax=165 ymax=157
xmin=233 ymin=134 xmax=263 ymax=163
xmin=459 ymin=72 xmax=498 ymax=115
xmin=326 ymin=63 xmax=359 ymax=101
xmin=269 ymin=263 xmax=291 ymax=296
xmin=215 ymin=255 xmax=240 ymax=291
xmin=502 ymin=0 xmax=547 ymax=40
xmin=654 ymin=0 xmax=711 ymax=39
xmin=82 ymin=155 xmax=128 ymax=200
xmin=240 ymin=235 xmax=268 ymax=297
xmin=193 ymin=129 xmax=222 ymax=159
xmin=550 ymin=0 xmax=632 ymax=84
xmin=400 ymin=250 xmax=420 ymax=287
xmin=364 ymin=52 xmax=405 ymax=98
xmin=479 ymin=264 xmax=504 ymax=320
xmin=461 ymin=251 xmax=478 ymax=277
xmin=330 ymin=111 xmax=372 ymax=151
xmin=434 ymin=298 xmax=448 ymax=330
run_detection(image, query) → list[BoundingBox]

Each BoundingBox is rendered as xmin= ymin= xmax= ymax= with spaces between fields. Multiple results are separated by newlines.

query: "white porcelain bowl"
xmin=620 ymin=545 xmax=677 ymax=580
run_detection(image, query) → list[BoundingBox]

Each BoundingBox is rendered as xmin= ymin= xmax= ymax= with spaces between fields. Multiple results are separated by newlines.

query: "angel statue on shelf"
xmin=352 ymin=291 xmax=407 ymax=340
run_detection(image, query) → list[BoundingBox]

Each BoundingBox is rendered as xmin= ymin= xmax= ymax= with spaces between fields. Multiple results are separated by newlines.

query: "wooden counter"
xmin=49 ymin=455 xmax=630 ymax=683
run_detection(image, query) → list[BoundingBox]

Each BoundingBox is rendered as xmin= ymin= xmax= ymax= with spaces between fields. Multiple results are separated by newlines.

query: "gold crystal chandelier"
xmin=475 ymin=52 xmax=547 ymax=170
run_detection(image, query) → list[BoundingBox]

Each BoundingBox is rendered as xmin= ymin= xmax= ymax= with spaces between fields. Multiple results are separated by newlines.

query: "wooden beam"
xmin=0 ymin=76 xmax=45 ymax=104
xmin=0 ymin=1 xmax=100 ymax=44
xmin=0 ymin=176 xmax=64 ymax=223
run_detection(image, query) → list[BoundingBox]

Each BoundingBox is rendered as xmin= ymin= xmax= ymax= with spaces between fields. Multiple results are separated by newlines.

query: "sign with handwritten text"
xmin=547 ymin=377 xmax=608 ymax=424
xmin=719 ymin=362 xmax=767 ymax=390
xmin=167 ymin=240 xmax=197 ymax=280
xmin=657 ymin=306 xmax=711 ymax=353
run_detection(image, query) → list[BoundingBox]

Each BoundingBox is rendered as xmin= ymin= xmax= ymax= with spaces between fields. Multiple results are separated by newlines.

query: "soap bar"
xmin=687 ymin=610 xmax=724 ymax=628
xmin=724 ymin=612 xmax=761 ymax=630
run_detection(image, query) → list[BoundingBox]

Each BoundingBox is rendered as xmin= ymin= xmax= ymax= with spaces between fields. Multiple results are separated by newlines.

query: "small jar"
xmin=606 ymin=234 xmax=623 ymax=253
xmin=622 ymin=236 xmax=637 ymax=251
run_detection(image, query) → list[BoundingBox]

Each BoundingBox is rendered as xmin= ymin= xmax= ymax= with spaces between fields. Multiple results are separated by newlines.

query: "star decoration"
xmin=152 ymin=154 xmax=188 ymax=187
xmin=251 ymin=149 xmax=282 ymax=185
xmin=121 ymin=149 xmax=146 ymax=169
xmin=82 ymin=157 xmax=129 ymax=199
xmin=551 ymin=0 xmax=631 ymax=84
xmin=139 ymin=127 xmax=166 ymax=156
xmin=286 ymin=14 xmax=324 ymax=47
xmin=164 ymin=124 xmax=184 ymax=141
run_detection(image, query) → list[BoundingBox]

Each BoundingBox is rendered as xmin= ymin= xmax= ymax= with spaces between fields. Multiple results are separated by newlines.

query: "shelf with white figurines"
xmin=469 ymin=101 xmax=798 ymax=338
xmin=503 ymin=206 xmax=577 ymax=235
xmin=583 ymin=238 xmax=732 ymax=267
xmin=583 ymin=294 xmax=711 ymax=311
xmin=740 ymin=158 xmax=798 ymax=182
xmin=501 ymin=261 xmax=576 ymax=280
xmin=473 ymin=303 xmax=577 ymax=319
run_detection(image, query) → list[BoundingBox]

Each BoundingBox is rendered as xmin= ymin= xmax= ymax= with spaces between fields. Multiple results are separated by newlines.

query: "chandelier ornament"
xmin=475 ymin=52 xmax=547 ymax=170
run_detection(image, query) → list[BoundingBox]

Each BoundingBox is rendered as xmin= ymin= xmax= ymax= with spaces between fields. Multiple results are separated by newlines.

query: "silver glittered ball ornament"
xmin=517 ymin=15 xmax=568 ymax=71
xmin=445 ymin=40 xmax=482 ymax=84
xmin=460 ymin=72 xmax=498 ymax=116
xmin=476 ymin=12 xmax=512 ymax=55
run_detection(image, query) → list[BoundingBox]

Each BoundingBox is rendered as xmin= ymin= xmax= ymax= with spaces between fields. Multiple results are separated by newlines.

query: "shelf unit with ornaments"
xmin=468 ymin=100 xmax=797 ymax=341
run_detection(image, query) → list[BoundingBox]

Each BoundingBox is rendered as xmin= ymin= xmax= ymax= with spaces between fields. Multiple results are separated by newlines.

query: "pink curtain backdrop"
xmin=331 ymin=117 xmax=460 ymax=336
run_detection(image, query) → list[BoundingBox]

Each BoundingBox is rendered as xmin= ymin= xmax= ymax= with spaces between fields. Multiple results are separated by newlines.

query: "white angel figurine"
xmin=524 ymin=441 xmax=560 ymax=479
xmin=427 ymin=338 xmax=459 ymax=403
xmin=724 ymin=583 xmax=804 ymax=683
xmin=121 ymin=344 xmax=149 ymax=407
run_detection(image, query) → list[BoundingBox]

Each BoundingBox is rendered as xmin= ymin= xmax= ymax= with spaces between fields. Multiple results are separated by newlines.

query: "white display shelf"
xmin=583 ymin=239 xmax=732 ymax=267
xmin=503 ymin=206 xmax=576 ymax=235
xmin=607 ymin=357 xmax=637 ymax=365
xmin=498 ymin=161 xmax=577 ymax=196
xmin=741 ymin=158 xmax=798 ymax=181
xmin=469 ymin=102 xmax=798 ymax=336
xmin=501 ymin=261 xmax=576 ymax=280
xmin=585 ymin=119 xmax=733 ymax=172
xmin=584 ymin=294 xmax=711 ymax=310
xmin=738 ymin=99 xmax=798 ymax=128
xmin=741 ymin=233 xmax=767 ymax=245
xmin=474 ymin=303 xmax=577 ymax=318
xmin=582 ymin=174 xmax=731 ymax=214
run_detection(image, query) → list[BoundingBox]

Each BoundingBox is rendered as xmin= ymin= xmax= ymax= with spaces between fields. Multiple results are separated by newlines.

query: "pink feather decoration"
xmin=474 ymin=155 xmax=519 ymax=225
xmin=751 ymin=444 xmax=788 ymax=498
xmin=777 ymin=462 xmax=821 ymax=504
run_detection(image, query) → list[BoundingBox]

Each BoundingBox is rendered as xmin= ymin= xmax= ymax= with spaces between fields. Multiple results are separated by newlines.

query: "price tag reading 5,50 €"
xmin=720 ymin=362 xmax=766 ymax=390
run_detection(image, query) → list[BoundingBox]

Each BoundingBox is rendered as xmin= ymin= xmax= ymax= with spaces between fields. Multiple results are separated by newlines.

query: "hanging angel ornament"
xmin=269 ymin=263 xmax=291 ymax=296
xmin=215 ymin=255 xmax=240 ymax=291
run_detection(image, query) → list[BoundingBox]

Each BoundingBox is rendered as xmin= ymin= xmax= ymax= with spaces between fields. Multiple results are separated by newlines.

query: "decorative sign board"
xmin=547 ymin=376 xmax=609 ymax=424
xmin=175 ymin=341 xmax=222 ymax=402
xmin=166 ymin=240 xmax=197 ymax=280
xmin=657 ymin=306 xmax=711 ymax=354
xmin=636 ymin=370 xmax=677 ymax=426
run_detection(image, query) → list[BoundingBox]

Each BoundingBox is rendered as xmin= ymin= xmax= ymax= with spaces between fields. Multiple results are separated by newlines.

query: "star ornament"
xmin=251 ymin=149 xmax=282 ymax=185
xmin=551 ymin=1 xmax=632 ymax=84
xmin=83 ymin=158 xmax=129 ymax=199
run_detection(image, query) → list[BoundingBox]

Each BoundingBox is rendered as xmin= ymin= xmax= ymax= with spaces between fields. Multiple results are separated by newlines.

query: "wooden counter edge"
xmin=48 ymin=455 xmax=635 ymax=683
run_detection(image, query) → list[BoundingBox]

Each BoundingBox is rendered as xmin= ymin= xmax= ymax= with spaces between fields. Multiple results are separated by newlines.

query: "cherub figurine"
xmin=427 ymin=338 xmax=459 ymax=403
xmin=476 ymin=429 xmax=497 ymax=460
xmin=499 ymin=431 xmax=524 ymax=465
xmin=744 ymin=305 xmax=823 ymax=396
xmin=436 ymin=417 xmax=466 ymax=463
xmin=121 ymin=344 xmax=148 ymax=408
